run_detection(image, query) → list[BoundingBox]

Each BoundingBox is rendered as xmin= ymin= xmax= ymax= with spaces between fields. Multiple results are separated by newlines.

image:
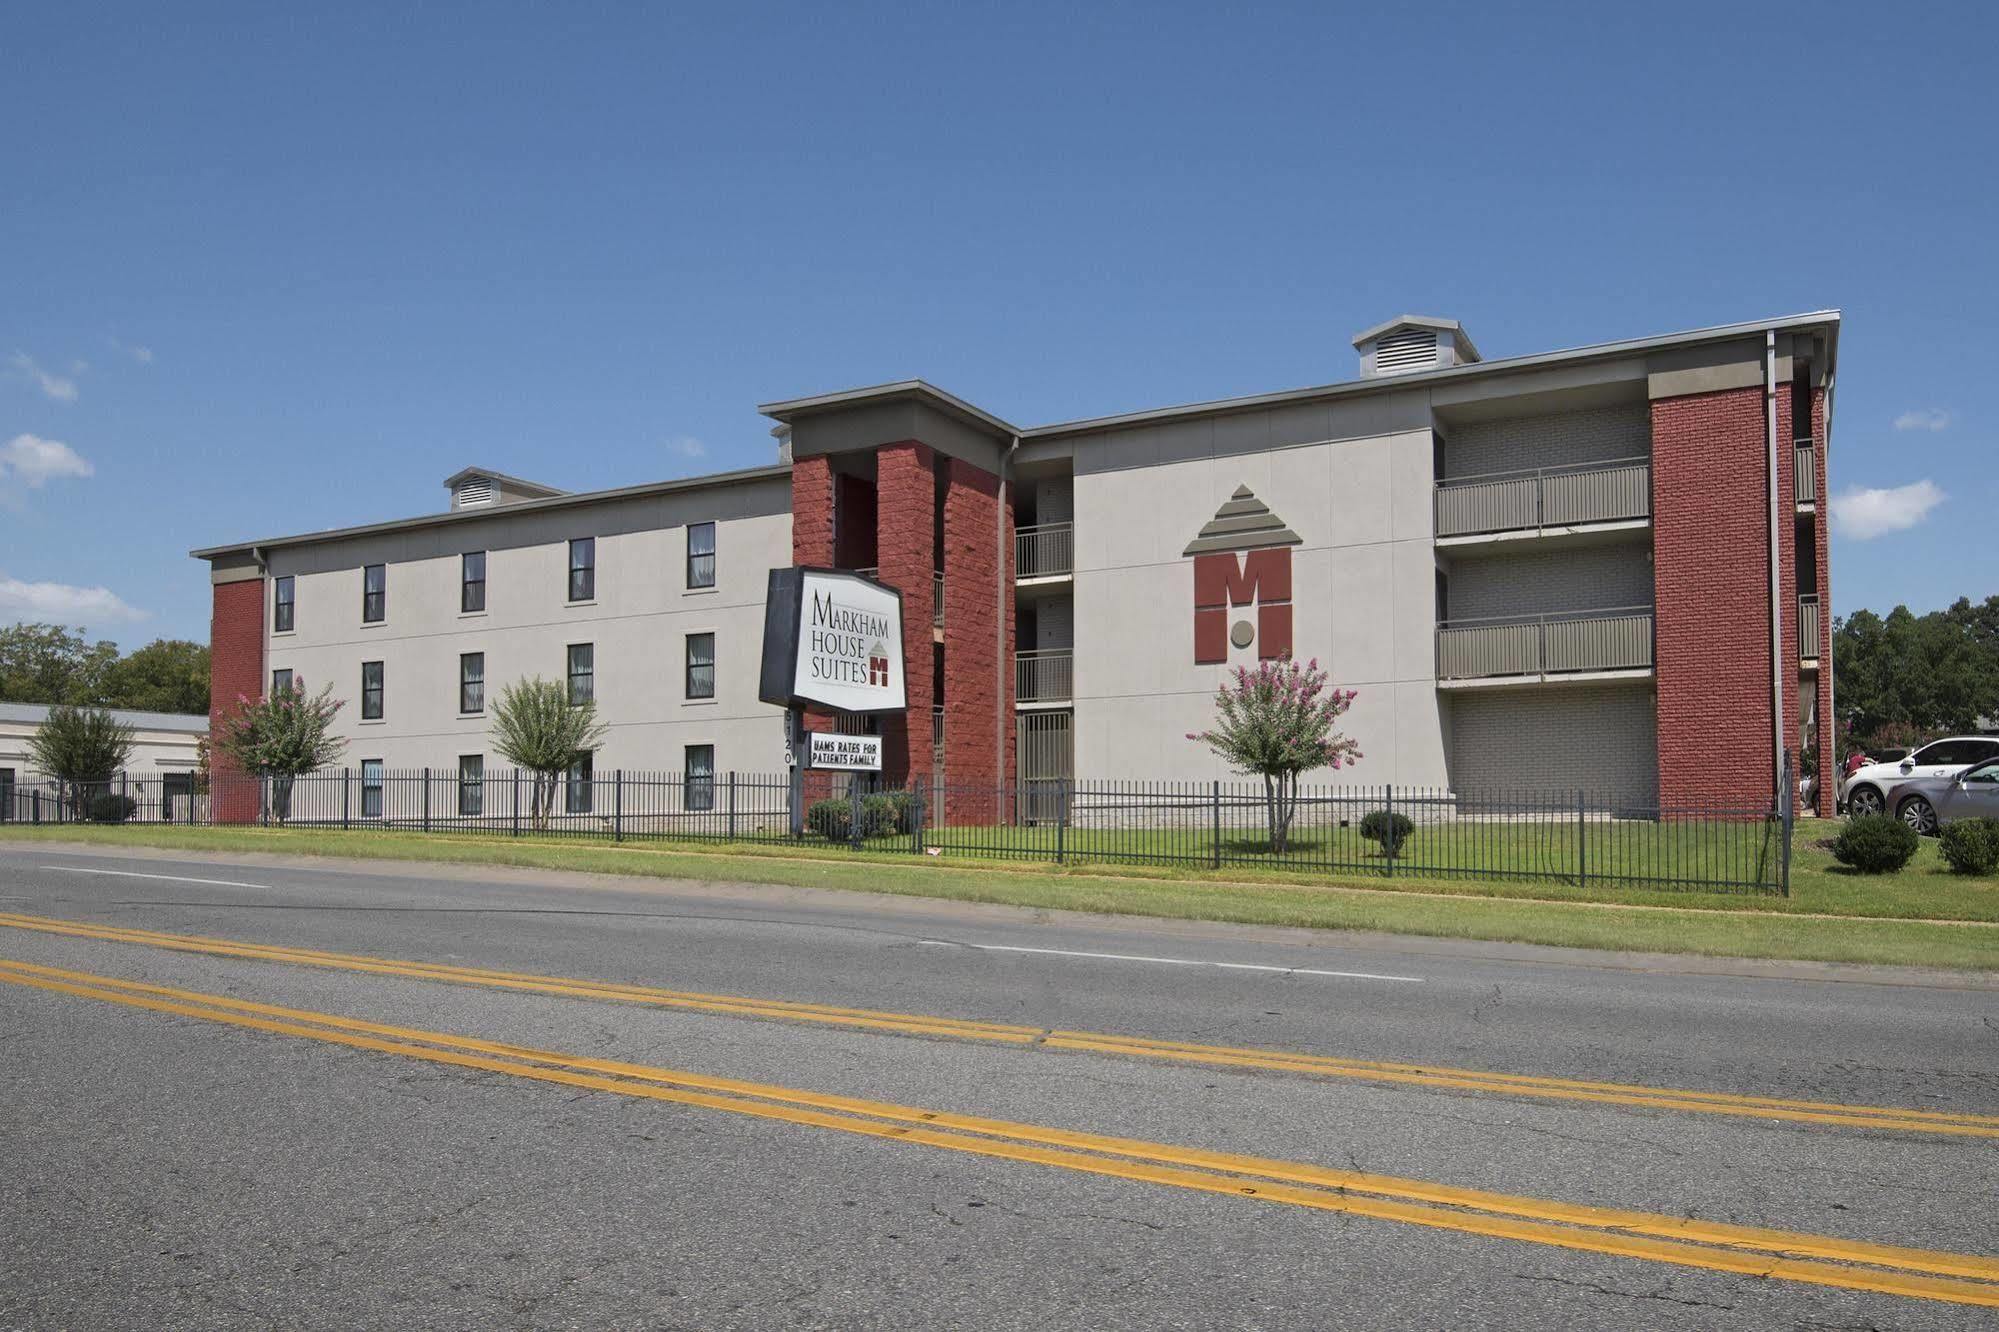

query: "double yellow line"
xmin=2 ymin=909 xmax=1993 ymax=1140
xmin=2 ymin=954 xmax=1996 ymax=1308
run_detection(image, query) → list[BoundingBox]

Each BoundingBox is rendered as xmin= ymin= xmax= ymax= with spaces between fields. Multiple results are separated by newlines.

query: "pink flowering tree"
xmin=1188 ymin=657 xmax=1361 ymax=853
xmin=216 ymin=678 xmax=346 ymax=823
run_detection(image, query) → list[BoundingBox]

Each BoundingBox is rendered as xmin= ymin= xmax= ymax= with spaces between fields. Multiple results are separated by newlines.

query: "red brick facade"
xmin=874 ymin=442 xmax=936 ymax=786
xmin=941 ymin=457 xmax=1009 ymax=822
xmin=791 ymin=453 xmax=835 ymax=567
xmin=207 ymin=576 xmax=266 ymax=823
xmin=1653 ymin=381 xmax=1816 ymax=813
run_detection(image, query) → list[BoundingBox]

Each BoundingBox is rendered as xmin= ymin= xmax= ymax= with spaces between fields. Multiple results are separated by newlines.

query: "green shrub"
xmin=806 ymin=798 xmax=852 ymax=842
xmin=86 ymin=792 xmax=139 ymax=824
xmin=1936 ymin=818 xmax=1999 ymax=876
xmin=1360 ymin=809 xmax=1414 ymax=857
xmin=1830 ymin=814 xmax=1919 ymax=874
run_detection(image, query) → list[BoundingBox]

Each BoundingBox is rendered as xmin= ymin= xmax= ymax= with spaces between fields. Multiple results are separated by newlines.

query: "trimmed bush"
xmin=806 ymin=793 xmax=914 ymax=842
xmin=1937 ymin=818 xmax=1999 ymax=876
xmin=1360 ymin=809 xmax=1414 ymax=857
xmin=86 ymin=792 xmax=139 ymax=824
xmin=1830 ymin=814 xmax=1919 ymax=874
xmin=806 ymin=798 xmax=852 ymax=842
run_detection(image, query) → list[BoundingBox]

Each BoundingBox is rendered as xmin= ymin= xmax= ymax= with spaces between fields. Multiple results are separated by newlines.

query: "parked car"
xmin=1843 ymin=737 xmax=1999 ymax=817
xmin=1887 ymin=758 xmax=1999 ymax=835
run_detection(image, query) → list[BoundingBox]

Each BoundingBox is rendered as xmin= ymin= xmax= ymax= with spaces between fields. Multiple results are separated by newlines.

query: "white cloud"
xmin=0 ymin=434 xmax=93 ymax=488
xmin=666 ymin=435 xmax=708 ymax=459
xmin=0 ymin=574 xmax=148 ymax=625
xmin=130 ymin=344 xmax=154 ymax=364
xmin=9 ymin=352 xmax=80 ymax=402
xmin=1829 ymin=479 xmax=1946 ymax=540
xmin=1893 ymin=408 xmax=1952 ymax=432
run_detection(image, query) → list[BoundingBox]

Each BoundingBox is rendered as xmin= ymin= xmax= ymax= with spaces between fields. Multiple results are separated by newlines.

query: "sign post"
xmin=786 ymin=706 xmax=806 ymax=837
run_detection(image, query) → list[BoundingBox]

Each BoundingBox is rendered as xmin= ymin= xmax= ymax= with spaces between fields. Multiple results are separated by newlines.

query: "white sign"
xmin=808 ymin=733 xmax=883 ymax=771
xmin=790 ymin=571 xmax=906 ymax=713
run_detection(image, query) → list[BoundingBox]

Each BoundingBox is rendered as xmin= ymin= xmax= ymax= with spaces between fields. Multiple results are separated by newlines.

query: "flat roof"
xmin=0 ymin=701 xmax=209 ymax=733
xmin=193 ymin=463 xmax=791 ymax=560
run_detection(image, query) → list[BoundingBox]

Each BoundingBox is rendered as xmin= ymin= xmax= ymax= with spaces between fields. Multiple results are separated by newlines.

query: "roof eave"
xmin=758 ymin=379 xmax=1020 ymax=439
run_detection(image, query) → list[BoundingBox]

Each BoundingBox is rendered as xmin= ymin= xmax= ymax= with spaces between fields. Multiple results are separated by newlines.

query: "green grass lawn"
xmin=4 ymin=818 xmax=1995 ymax=970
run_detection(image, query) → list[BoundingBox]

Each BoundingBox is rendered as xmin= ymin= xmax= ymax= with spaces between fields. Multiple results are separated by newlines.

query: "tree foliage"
xmin=1833 ymin=598 xmax=1999 ymax=748
xmin=0 ymin=622 xmax=209 ymax=713
xmin=214 ymin=679 xmax=346 ymax=824
xmin=27 ymin=704 xmax=135 ymax=817
xmin=489 ymin=677 xmax=608 ymax=830
xmin=1188 ymin=657 xmax=1361 ymax=853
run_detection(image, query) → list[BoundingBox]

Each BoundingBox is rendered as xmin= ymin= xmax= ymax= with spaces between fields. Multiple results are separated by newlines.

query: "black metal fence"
xmin=4 ymin=765 xmax=1794 ymax=895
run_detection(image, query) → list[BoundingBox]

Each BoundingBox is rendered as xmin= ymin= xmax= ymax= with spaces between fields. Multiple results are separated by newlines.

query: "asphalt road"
xmin=1 ymin=842 xmax=1994 ymax=1329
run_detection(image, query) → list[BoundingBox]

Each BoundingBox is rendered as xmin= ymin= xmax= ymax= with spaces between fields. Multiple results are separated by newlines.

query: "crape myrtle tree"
xmin=1188 ymin=656 xmax=1361 ymax=854
xmin=216 ymin=678 xmax=346 ymax=823
xmin=27 ymin=704 xmax=134 ymax=820
xmin=490 ymin=677 xmax=608 ymax=831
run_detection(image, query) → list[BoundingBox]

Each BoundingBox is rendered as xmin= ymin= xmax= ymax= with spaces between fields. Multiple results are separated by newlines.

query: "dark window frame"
xmin=459 ymin=652 xmax=485 ymax=715
xmin=271 ymin=668 xmax=294 ymax=696
xmin=360 ymin=759 xmax=384 ymax=819
xmin=362 ymin=564 xmax=387 ymax=623
xmin=273 ymin=576 xmax=295 ymax=633
xmin=685 ymin=632 xmax=715 ymax=700
xmin=461 ymin=551 xmax=486 ymax=613
xmin=361 ymin=660 xmax=384 ymax=720
xmin=565 ymin=752 xmax=594 ymax=814
xmin=685 ymin=744 xmax=715 ymax=812
xmin=686 ymin=522 xmax=716 ymax=590
xmin=568 ymin=537 xmax=596 ymax=602
xmin=458 ymin=754 xmax=484 ymax=816
xmin=567 ymin=643 xmax=594 ymax=706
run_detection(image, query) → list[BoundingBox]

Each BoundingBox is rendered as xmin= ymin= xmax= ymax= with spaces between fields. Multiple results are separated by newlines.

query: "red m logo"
xmin=1193 ymin=548 xmax=1293 ymax=663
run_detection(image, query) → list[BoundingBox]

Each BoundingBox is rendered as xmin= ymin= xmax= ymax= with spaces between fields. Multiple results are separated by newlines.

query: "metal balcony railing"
xmin=1436 ymin=607 xmax=1655 ymax=680
xmin=1016 ymin=522 xmax=1075 ymax=579
xmin=1799 ymin=595 xmax=1821 ymax=659
xmin=1435 ymin=457 xmax=1651 ymax=538
xmin=1016 ymin=648 xmax=1074 ymax=704
xmin=1794 ymin=440 xmax=1817 ymax=505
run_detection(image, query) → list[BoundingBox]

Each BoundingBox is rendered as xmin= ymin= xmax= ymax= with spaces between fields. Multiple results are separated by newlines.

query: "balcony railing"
xmin=1794 ymin=440 xmax=1817 ymax=505
xmin=1016 ymin=648 xmax=1074 ymax=704
xmin=1799 ymin=595 xmax=1821 ymax=659
xmin=1436 ymin=606 xmax=1655 ymax=680
xmin=1016 ymin=522 xmax=1075 ymax=579
xmin=1435 ymin=457 xmax=1651 ymax=538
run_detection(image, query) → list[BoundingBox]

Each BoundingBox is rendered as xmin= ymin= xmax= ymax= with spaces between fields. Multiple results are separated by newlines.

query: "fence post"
xmin=261 ymin=775 xmax=270 ymax=828
xmin=615 ymin=769 xmax=624 ymax=843
xmin=1057 ymin=780 xmax=1069 ymax=864
xmin=1384 ymin=783 xmax=1394 ymax=878
xmin=512 ymin=770 xmax=521 ymax=838
xmin=33 ymin=789 xmax=41 ymax=824
xmin=1576 ymin=789 xmax=1587 ymax=888
xmin=849 ymin=777 xmax=863 ymax=851
xmin=1211 ymin=780 xmax=1222 ymax=869
xmin=1780 ymin=751 xmax=1794 ymax=897
xmin=342 ymin=768 xmax=351 ymax=829
xmin=727 ymin=772 xmax=737 ymax=842
xmin=422 ymin=768 xmax=431 ymax=833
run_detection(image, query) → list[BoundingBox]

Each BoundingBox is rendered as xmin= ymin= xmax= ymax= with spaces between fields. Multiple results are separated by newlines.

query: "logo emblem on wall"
xmin=1185 ymin=485 xmax=1301 ymax=664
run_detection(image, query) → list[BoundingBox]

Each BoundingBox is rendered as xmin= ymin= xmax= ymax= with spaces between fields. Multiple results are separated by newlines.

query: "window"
xmin=460 ymin=652 xmax=485 ymax=714
xmin=567 ymin=643 xmax=594 ymax=705
xmin=685 ymin=632 xmax=715 ymax=700
xmin=685 ymin=745 xmax=715 ymax=812
xmin=687 ymin=522 xmax=716 ymax=589
xmin=361 ymin=661 xmax=384 ymax=719
xmin=462 ymin=551 xmax=486 ymax=613
xmin=568 ymin=537 xmax=595 ymax=602
xmin=271 ymin=668 xmax=294 ymax=696
xmin=360 ymin=760 xmax=383 ymax=818
xmin=565 ymin=752 xmax=594 ymax=813
xmin=458 ymin=754 xmax=484 ymax=815
xmin=362 ymin=564 xmax=386 ymax=623
xmin=273 ymin=576 xmax=295 ymax=632
xmin=1964 ymin=762 xmax=1999 ymax=785
xmin=1916 ymin=741 xmax=1982 ymax=766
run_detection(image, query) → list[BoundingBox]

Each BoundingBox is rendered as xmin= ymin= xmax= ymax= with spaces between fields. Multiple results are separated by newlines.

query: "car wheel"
xmin=1898 ymin=796 xmax=1939 ymax=837
xmin=1847 ymin=786 xmax=1884 ymax=817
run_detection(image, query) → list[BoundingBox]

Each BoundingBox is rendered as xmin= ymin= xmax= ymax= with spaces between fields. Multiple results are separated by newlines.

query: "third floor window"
xmin=273 ymin=576 xmax=295 ymax=632
xmin=362 ymin=564 xmax=386 ymax=623
xmin=687 ymin=522 xmax=716 ymax=589
xmin=568 ymin=537 xmax=595 ymax=602
xmin=462 ymin=551 xmax=486 ymax=613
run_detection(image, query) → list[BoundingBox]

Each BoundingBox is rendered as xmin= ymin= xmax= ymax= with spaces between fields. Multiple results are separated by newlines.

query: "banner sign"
xmin=807 ymin=733 xmax=883 ymax=771
xmin=759 ymin=567 xmax=907 ymax=714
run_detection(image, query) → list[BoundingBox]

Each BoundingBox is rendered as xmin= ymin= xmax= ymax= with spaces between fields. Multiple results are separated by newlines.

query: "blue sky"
xmin=2 ymin=1 xmax=1991 ymax=646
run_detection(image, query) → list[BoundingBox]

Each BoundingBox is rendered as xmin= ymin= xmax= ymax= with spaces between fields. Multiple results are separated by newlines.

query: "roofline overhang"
xmin=757 ymin=379 xmax=1020 ymax=440
xmin=192 ymin=463 xmax=792 ymax=561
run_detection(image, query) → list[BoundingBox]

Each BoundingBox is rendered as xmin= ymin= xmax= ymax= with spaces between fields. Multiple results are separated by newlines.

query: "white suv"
xmin=1843 ymin=736 xmax=1999 ymax=817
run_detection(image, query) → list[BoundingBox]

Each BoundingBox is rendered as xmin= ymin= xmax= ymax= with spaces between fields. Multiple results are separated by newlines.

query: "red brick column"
xmin=791 ymin=453 xmax=835 ymax=567
xmin=1652 ymin=385 xmax=1779 ymax=812
xmin=207 ymin=576 xmax=266 ymax=823
xmin=942 ymin=458 xmax=1007 ymax=823
xmin=875 ymin=442 xmax=936 ymax=787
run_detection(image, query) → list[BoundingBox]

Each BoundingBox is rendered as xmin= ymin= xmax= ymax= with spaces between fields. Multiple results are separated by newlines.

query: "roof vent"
xmin=1352 ymin=316 xmax=1481 ymax=378
xmin=453 ymin=475 xmax=495 ymax=509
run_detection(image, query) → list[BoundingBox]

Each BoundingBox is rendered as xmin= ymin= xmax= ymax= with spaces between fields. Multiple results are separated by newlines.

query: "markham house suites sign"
xmin=759 ymin=568 xmax=906 ymax=822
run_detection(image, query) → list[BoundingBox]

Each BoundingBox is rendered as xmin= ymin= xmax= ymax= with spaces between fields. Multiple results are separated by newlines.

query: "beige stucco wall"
xmin=263 ymin=477 xmax=793 ymax=779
